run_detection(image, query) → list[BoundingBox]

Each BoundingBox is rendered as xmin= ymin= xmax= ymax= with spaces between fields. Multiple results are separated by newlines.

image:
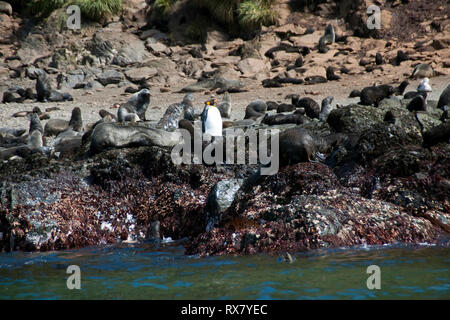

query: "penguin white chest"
xmin=204 ymin=107 xmax=223 ymax=136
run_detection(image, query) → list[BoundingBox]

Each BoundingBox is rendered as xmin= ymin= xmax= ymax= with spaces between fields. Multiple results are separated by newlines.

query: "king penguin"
xmin=201 ymin=98 xmax=222 ymax=138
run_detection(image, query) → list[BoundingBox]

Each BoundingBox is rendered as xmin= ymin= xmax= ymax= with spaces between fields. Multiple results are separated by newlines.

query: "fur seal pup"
xmin=118 ymin=89 xmax=151 ymax=122
xmin=395 ymin=50 xmax=409 ymax=66
xmin=437 ymin=84 xmax=450 ymax=110
xmin=319 ymin=96 xmax=335 ymax=121
xmin=360 ymin=84 xmax=395 ymax=106
xmin=305 ymin=76 xmax=327 ymax=85
xmin=407 ymin=95 xmax=427 ymax=112
xmin=394 ymin=80 xmax=409 ymax=96
xmin=318 ymin=24 xmax=335 ymax=53
xmin=45 ymin=119 xmax=69 ymax=136
xmin=326 ymin=66 xmax=341 ymax=81
xmin=118 ymin=104 xmax=140 ymax=122
xmin=404 ymin=91 xmax=420 ymax=99
xmin=277 ymin=103 xmax=296 ymax=113
xmin=217 ymin=92 xmax=232 ymax=118
xmin=156 ymin=93 xmax=195 ymax=130
xmin=279 ymin=128 xmax=316 ymax=165
xmin=375 ymin=53 xmax=383 ymax=65
xmin=296 ymin=97 xmax=320 ymax=119
xmin=99 ymin=109 xmax=118 ymax=121
xmin=384 ymin=111 xmax=396 ymax=124
xmin=266 ymin=101 xmax=279 ymax=111
xmin=48 ymin=90 xmax=73 ymax=102
xmin=262 ymin=113 xmax=305 ymax=125
xmin=29 ymin=113 xmax=44 ymax=135
xmin=68 ymin=107 xmax=83 ymax=132
xmin=36 ymin=70 xmax=52 ymax=102
xmin=349 ymin=90 xmax=361 ymax=98
xmin=127 ymin=88 xmax=151 ymax=121
xmin=244 ymin=100 xmax=267 ymax=120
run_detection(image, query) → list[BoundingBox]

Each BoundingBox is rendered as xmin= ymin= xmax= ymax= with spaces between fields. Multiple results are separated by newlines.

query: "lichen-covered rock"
xmin=205 ymin=179 xmax=244 ymax=231
xmin=187 ymin=162 xmax=448 ymax=256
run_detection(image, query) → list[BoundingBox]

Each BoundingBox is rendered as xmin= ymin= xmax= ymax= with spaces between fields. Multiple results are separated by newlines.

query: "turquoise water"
xmin=0 ymin=242 xmax=449 ymax=299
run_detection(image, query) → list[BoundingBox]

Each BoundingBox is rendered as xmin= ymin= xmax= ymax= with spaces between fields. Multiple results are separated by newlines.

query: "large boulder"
xmin=87 ymin=30 xmax=149 ymax=66
xmin=17 ymin=34 xmax=51 ymax=65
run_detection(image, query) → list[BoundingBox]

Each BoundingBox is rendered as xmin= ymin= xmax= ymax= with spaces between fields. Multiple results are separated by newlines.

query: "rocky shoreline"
xmin=0 ymin=0 xmax=449 ymax=255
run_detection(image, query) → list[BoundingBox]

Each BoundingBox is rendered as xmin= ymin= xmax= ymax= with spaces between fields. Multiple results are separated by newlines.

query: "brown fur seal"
xmin=437 ymin=84 xmax=450 ymax=110
xmin=68 ymin=107 xmax=83 ymax=132
xmin=36 ymin=70 xmax=52 ymax=102
xmin=360 ymin=84 xmax=395 ymax=106
xmin=244 ymin=100 xmax=267 ymax=120
xmin=118 ymin=89 xmax=151 ymax=122
xmin=276 ymin=103 xmax=296 ymax=113
xmin=262 ymin=113 xmax=305 ymax=126
xmin=295 ymin=97 xmax=320 ymax=119
xmin=279 ymin=128 xmax=316 ymax=165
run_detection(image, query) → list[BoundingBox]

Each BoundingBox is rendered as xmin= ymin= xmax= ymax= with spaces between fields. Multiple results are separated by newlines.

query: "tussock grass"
xmin=238 ymin=0 xmax=278 ymax=30
xmin=28 ymin=0 xmax=122 ymax=21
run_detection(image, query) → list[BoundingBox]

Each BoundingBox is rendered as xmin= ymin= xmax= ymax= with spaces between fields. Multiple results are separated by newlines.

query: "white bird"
xmin=417 ymin=77 xmax=432 ymax=102
xmin=201 ymin=98 xmax=222 ymax=138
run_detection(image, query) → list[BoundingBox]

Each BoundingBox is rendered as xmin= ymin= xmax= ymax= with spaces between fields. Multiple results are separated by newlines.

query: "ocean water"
xmin=0 ymin=242 xmax=448 ymax=300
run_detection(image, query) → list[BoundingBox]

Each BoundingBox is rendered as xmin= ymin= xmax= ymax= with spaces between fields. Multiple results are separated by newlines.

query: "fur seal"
xmin=384 ymin=111 xmax=396 ymax=124
xmin=217 ymin=92 xmax=232 ymax=118
xmin=326 ymin=66 xmax=341 ymax=81
xmin=437 ymin=84 xmax=450 ymax=110
xmin=305 ymin=76 xmax=327 ymax=85
xmin=266 ymin=101 xmax=279 ymax=111
xmin=375 ymin=53 xmax=383 ymax=65
xmin=279 ymin=128 xmax=316 ymax=165
xmin=319 ymin=96 xmax=335 ymax=121
xmin=68 ymin=107 xmax=83 ymax=132
xmin=118 ymin=104 xmax=140 ymax=122
xmin=318 ymin=24 xmax=335 ymax=53
xmin=118 ymin=89 xmax=151 ymax=122
xmin=45 ymin=119 xmax=69 ymax=136
xmin=395 ymin=50 xmax=409 ymax=66
xmin=407 ymin=94 xmax=427 ymax=112
xmin=276 ymin=103 xmax=296 ymax=113
xmin=295 ymin=97 xmax=320 ymax=119
xmin=395 ymin=80 xmax=409 ymax=96
xmin=262 ymin=113 xmax=305 ymax=125
xmin=360 ymin=84 xmax=395 ymax=106
xmin=404 ymin=91 xmax=420 ymax=99
xmin=29 ymin=113 xmax=44 ymax=135
xmin=36 ymin=70 xmax=52 ymax=102
xmin=156 ymin=93 xmax=195 ymax=130
xmin=349 ymin=90 xmax=361 ymax=98
xmin=244 ymin=100 xmax=267 ymax=120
